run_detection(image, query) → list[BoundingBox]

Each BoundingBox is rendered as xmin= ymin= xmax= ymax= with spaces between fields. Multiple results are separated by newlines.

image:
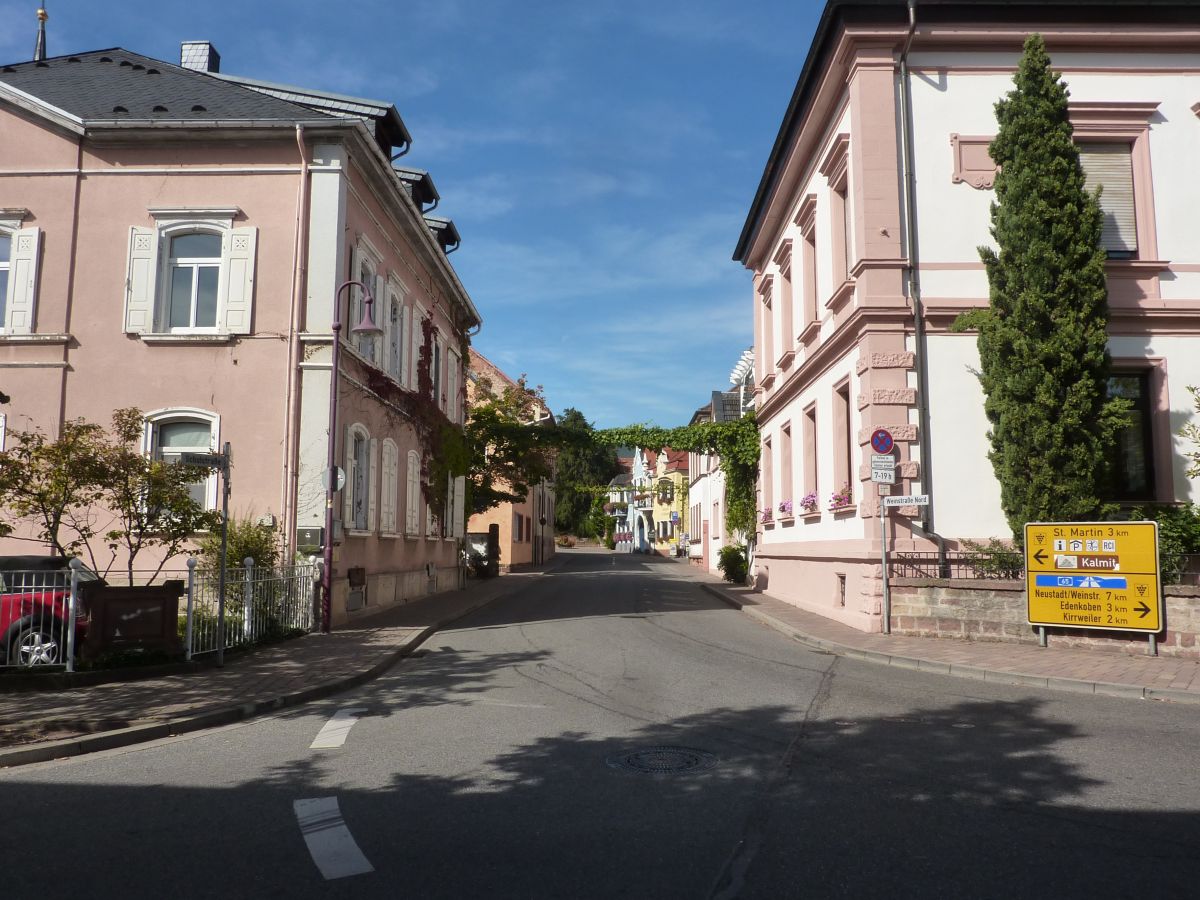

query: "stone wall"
xmin=889 ymin=579 xmax=1200 ymax=658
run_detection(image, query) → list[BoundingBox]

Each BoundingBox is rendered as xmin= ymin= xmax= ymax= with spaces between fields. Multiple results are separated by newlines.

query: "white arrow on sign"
xmin=883 ymin=494 xmax=930 ymax=507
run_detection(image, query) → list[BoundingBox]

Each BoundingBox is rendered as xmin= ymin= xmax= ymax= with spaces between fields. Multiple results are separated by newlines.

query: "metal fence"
xmin=183 ymin=560 xmax=320 ymax=659
xmin=1 ymin=559 xmax=319 ymax=671
xmin=890 ymin=551 xmax=1200 ymax=586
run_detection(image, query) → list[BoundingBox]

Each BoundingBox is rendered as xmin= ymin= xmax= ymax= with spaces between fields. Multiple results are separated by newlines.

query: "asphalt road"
xmin=4 ymin=550 xmax=1199 ymax=899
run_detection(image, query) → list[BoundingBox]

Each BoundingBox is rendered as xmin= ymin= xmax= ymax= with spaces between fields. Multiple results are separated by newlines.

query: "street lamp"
xmin=322 ymin=279 xmax=383 ymax=633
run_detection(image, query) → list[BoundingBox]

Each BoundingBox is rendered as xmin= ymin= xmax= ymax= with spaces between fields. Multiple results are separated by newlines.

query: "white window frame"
xmin=343 ymin=422 xmax=376 ymax=535
xmin=380 ymin=439 xmax=399 ymax=535
xmin=350 ymin=237 xmax=383 ymax=365
xmin=142 ymin=407 xmax=220 ymax=510
xmin=405 ymin=449 xmax=422 ymax=537
xmin=125 ymin=208 xmax=256 ymax=337
xmin=0 ymin=210 xmax=39 ymax=336
xmin=446 ymin=349 xmax=461 ymax=423
xmin=163 ymin=228 xmax=223 ymax=333
xmin=384 ymin=276 xmax=407 ymax=385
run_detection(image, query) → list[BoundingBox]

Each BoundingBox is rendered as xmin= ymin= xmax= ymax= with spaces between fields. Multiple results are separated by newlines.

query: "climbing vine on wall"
xmin=593 ymin=415 xmax=759 ymax=539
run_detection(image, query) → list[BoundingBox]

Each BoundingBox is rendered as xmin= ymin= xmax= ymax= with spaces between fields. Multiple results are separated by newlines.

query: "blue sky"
xmin=3 ymin=1 xmax=823 ymax=428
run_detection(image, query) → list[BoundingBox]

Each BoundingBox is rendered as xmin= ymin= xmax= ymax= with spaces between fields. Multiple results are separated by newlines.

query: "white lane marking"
xmin=475 ymin=700 xmax=547 ymax=709
xmin=294 ymin=797 xmax=375 ymax=880
xmin=309 ymin=707 xmax=367 ymax=749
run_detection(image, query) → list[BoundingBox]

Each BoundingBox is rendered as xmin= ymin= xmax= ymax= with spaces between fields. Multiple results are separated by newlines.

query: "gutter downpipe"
xmin=282 ymin=124 xmax=312 ymax=559
xmin=898 ymin=0 xmax=947 ymax=575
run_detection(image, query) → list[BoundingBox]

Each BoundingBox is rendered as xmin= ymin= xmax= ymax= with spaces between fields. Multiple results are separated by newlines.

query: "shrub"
xmin=196 ymin=515 xmax=281 ymax=572
xmin=717 ymin=545 xmax=748 ymax=584
xmin=1127 ymin=503 xmax=1200 ymax=584
xmin=961 ymin=538 xmax=1024 ymax=580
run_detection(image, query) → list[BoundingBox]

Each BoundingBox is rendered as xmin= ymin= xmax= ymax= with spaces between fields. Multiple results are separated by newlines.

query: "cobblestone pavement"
xmin=5 ymin=550 xmax=1197 ymax=769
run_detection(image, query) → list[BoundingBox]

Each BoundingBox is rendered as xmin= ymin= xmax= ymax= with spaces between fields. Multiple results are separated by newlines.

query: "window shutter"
xmin=124 ymin=226 xmax=158 ymax=334
xmin=4 ymin=227 xmax=40 ymax=334
xmin=402 ymin=305 xmax=413 ymax=388
xmin=342 ymin=425 xmax=355 ymax=528
xmin=453 ymin=475 xmax=466 ymax=538
xmin=222 ymin=226 xmax=256 ymax=334
xmin=447 ymin=352 xmax=460 ymax=423
xmin=387 ymin=443 xmax=400 ymax=532
xmin=411 ymin=310 xmax=423 ymax=390
xmin=406 ymin=451 xmax=420 ymax=534
xmin=367 ymin=438 xmax=379 ymax=532
xmin=1079 ymin=144 xmax=1137 ymax=255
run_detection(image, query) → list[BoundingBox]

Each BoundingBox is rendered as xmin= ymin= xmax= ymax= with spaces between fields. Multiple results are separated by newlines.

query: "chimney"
xmin=180 ymin=41 xmax=221 ymax=73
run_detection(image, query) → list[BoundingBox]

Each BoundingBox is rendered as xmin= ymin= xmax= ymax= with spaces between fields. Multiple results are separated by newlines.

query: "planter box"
xmin=80 ymin=581 xmax=185 ymax=659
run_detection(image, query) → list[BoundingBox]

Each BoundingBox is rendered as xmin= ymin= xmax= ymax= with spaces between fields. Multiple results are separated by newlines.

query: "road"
xmin=4 ymin=550 xmax=1199 ymax=898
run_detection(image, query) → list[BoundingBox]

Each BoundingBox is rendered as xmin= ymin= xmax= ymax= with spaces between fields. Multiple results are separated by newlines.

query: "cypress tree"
xmin=963 ymin=34 xmax=1128 ymax=540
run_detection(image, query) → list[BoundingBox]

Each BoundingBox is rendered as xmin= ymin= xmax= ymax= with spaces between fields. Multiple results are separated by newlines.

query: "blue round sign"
xmin=870 ymin=428 xmax=894 ymax=454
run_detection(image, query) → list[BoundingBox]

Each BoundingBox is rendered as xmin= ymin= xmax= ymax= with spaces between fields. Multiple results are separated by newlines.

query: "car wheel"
xmin=11 ymin=625 xmax=62 ymax=666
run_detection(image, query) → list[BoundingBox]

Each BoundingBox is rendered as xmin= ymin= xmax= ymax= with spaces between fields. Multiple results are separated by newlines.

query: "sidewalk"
xmin=0 ymin=570 xmax=542 ymax=768
xmin=699 ymin=579 xmax=1200 ymax=705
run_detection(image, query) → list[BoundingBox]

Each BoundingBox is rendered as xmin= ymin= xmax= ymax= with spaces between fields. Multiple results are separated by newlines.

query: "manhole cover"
xmin=606 ymin=746 xmax=718 ymax=774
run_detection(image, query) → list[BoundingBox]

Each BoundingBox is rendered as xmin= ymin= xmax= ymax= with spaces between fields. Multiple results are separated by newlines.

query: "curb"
xmin=700 ymin=583 xmax=1200 ymax=706
xmin=0 ymin=585 xmax=519 ymax=769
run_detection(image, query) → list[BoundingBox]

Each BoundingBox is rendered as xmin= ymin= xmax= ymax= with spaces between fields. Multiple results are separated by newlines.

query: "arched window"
xmin=386 ymin=291 xmax=405 ymax=383
xmin=343 ymin=423 xmax=376 ymax=534
xmin=405 ymin=450 xmax=422 ymax=535
xmin=167 ymin=231 xmax=221 ymax=330
xmin=144 ymin=408 xmax=219 ymax=510
xmin=380 ymin=439 xmax=399 ymax=534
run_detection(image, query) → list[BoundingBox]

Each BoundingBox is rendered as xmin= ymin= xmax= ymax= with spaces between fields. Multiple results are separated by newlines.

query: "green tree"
xmin=0 ymin=418 xmax=108 ymax=553
xmin=553 ymin=408 xmax=619 ymax=535
xmin=955 ymin=34 xmax=1127 ymax=541
xmin=99 ymin=408 xmax=223 ymax=584
xmin=465 ymin=373 xmax=556 ymax=514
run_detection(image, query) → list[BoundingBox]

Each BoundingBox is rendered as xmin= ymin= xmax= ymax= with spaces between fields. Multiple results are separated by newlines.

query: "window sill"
xmin=778 ymin=515 xmax=795 ymax=527
xmin=831 ymin=504 xmax=857 ymax=518
xmin=762 ymin=521 xmax=776 ymax=530
xmin=825 ymin=278 xmax=855 ymax=313
xmin=140 ymin=333 xmax=235 ymax=345
xmin=0 ymin=332 xmax=70 ymax=344
xmin=345 ymin=529 xmax=373 ymax=538
xmin=801 ymin=510 xmax=822 ymax=522
xmin=761 ymin=372 xmax=777 ymax=390
xmin=776 ymin=350 xmax=795 ymax=372
xmin=379 ymin=532 xmax=401 ymax=540
xmin=798 ymin=319 xmax=820 ymax=347
xmin=405 ymin=532 xmax=420 ymax=540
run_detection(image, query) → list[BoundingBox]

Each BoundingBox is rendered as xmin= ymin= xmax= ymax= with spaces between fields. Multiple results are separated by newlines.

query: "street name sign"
xmin=179 ymin=451 xmax=227 ymax=469
xmin=1024 ymin=521 xmax=1161 ymax=633
xmin=882 ymin=494 xmax=929 ymax=508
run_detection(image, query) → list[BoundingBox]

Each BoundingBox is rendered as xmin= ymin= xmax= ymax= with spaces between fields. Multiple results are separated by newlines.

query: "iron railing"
xmin=183 ymin=560 xmax=319 ymax=659
xmin=1 ymin=560 xmax=319 ymax=671
xmin=890 ymin=551 xmax=1200 ymax=586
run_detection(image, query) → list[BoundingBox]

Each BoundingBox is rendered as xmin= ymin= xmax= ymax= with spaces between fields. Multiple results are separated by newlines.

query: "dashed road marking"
xmin=309 ymin=707 xmax=366 ymax=749
xmin=294 ymin=797 xmax=374 ymax=880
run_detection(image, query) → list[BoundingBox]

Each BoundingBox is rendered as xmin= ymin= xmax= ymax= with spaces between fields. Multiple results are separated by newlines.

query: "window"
xmin=125 ymin=212 xmax=256 ymax=336
xmin=380 ymin=439 xmax=399 ymax=534
xmin=762 ymin=438 xmax=773 ymax=516
xmin=780 ymin=423 xmax=793 ymax=512
xmin=343 ymin=424 xmax=376 ymax=534
xmin=757 ymin=275 xmax=774 ymax=381
xmin=167 ymin=233 xmax=221 ymax=330
xmin=353 ymin=247 xmax=380 ymax=363
xmin=144 ymin=410 xmax=218 ymax=510
xmin=446 ymin=350 xmax=461 ymax=423
xmin=432 ymin=335 xmax=443 ymax=406
xmin=1079 ymin=143 xmax=1136 ymax=258
xmin=405 ymin=450 xmax=421 ymax=535
xmin=794 ymin=194 xmax=818 ymax=338
xmin=712 ymin=501 xmax=720 ymax=539
xmin=803 ymin=403 xmax=818 ymax=498
xmin=0 ymin=220 xmax=40 ymax=335
xmin=385 ymin=289 xmax=405 ymax=385
xmin=1108 ymin=373 xmax=1155 ymax=500
xmin=833 ymin=380 xmax=852 ymax=505
xmin=773 ymin=242 xmax=794 ymax=361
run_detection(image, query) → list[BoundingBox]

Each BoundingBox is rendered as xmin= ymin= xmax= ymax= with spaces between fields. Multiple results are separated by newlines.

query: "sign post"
xmin=1024 ymin=521 xmax=1162 ymax=654
xmin=871 ymin=436 xmax=897 ymax=634
xmin=879 ymin=494 xmax=930 ymax=634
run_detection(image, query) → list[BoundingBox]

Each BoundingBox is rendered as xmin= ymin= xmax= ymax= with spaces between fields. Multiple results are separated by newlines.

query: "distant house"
xmin=465 ymin=351 xmax=556 ymax=571
xmin=735 ymin=0 xmax=1200 ymax=630
xmin=0 ymin=42 xmax=477 ymax=624
xmin=687 ymin=352 xmax=754 ymax=575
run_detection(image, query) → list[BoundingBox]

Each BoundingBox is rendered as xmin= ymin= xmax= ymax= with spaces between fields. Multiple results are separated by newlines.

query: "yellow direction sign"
xmin=1025 ymin=522 xmax=1161 ymax=633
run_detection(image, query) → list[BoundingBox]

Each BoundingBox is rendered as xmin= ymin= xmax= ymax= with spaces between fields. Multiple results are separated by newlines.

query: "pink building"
xmin=736 ymin=1 xmax=1200 ymax=631
xmin=0 ymin=42 xmax=478 ymax=625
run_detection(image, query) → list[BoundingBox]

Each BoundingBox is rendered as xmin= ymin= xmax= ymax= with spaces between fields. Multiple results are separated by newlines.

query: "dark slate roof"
xmin=0 ymin=49 xmax=332 ymax=124
xmin=712 ymin=391 xmax=743 ymax=423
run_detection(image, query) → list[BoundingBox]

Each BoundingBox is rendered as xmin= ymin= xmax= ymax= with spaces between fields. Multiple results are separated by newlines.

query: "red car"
xmin=0 ymin=556 xmax=99 ymax=667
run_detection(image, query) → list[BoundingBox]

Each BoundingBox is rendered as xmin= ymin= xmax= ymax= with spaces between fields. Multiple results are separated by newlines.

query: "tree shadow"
xmin=4 ymin=695 xmax=1198 ymax=899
